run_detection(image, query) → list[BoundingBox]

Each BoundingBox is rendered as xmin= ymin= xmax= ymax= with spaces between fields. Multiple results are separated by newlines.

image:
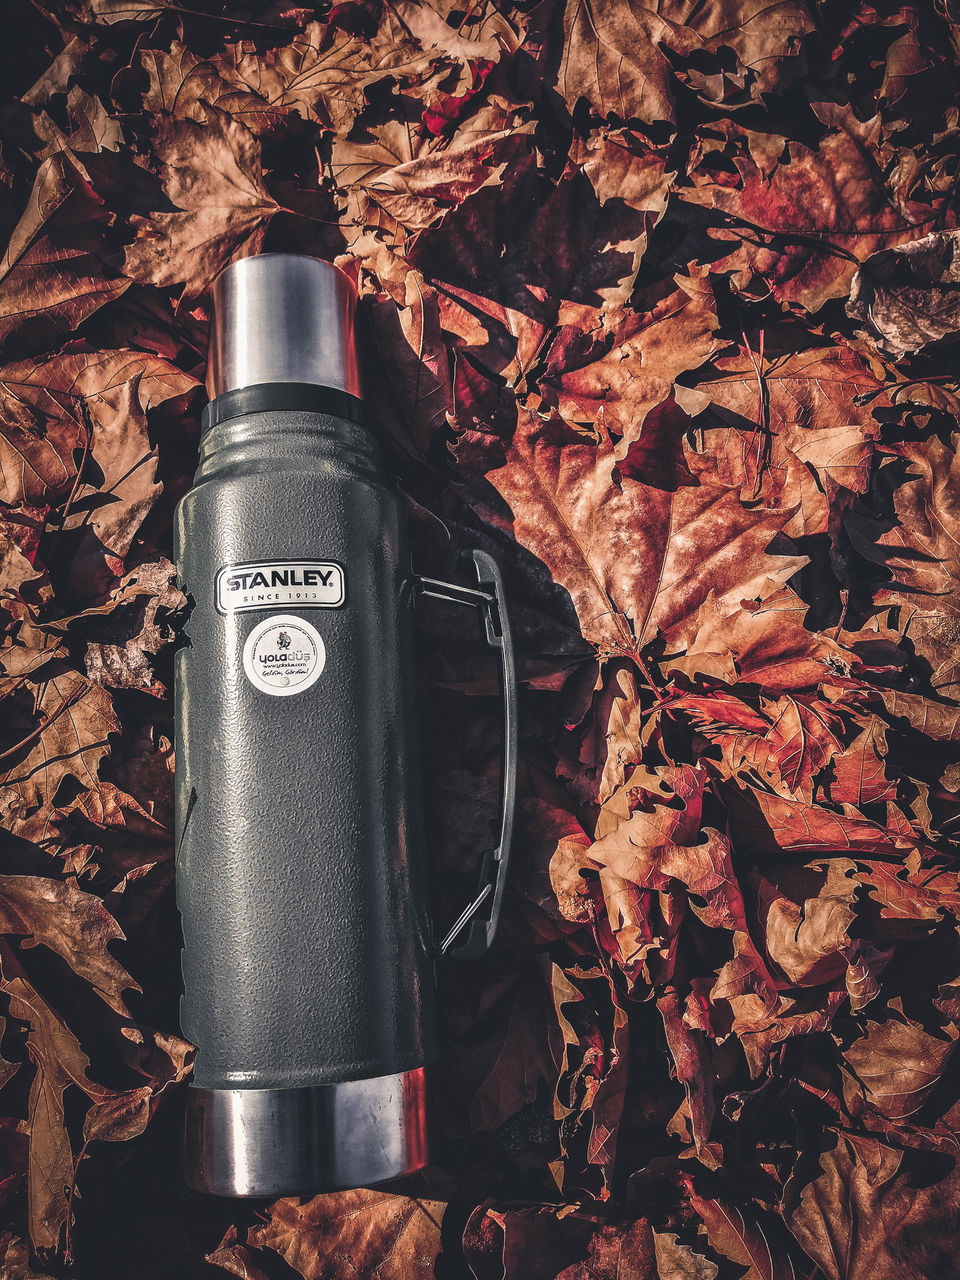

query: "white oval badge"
xmin=242 ymin=614 xmax=326 ymax=697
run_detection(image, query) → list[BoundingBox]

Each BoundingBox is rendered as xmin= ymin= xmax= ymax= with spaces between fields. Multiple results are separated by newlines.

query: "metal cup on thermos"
xmin=174 ymin=254 xmax=517 ymax=1196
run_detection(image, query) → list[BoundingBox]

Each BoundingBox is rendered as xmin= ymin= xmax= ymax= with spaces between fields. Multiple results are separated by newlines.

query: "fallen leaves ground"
xmin=2 ymin=1 xmax=960 ymax=1277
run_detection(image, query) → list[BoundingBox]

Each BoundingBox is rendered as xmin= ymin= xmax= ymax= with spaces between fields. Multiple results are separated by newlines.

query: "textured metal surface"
xmin=174 ymin=404 xmax=436 ymax=1095
xmin=206 ymin=255 xmax=361 ymax=399
xmin=183 ymin=1069 xmax=428 ymax=1196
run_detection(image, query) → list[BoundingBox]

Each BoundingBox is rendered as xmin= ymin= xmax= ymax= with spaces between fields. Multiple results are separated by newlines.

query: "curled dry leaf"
xmin=849 ymin=228 xmax=960 ymax=357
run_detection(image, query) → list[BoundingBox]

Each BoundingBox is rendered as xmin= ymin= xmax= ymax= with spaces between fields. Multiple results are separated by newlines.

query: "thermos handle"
xmin=415 ymin=549 xmax=518 ymax=960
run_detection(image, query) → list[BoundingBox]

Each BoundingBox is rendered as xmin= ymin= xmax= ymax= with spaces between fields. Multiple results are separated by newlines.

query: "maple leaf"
xmin=662 ymin=581 xmax=855 ymax=690
xmin=245 ymin=1190 xmax=446 ymax=1280
xmin=0 ymin=349 xmax=197 ymax=589
xmin=680 ymin=121 xmax=946 ymax=311
xmin=123 ymin=103 xmax=281 ymax=300
xmin=480 ymin=409 xmax=804 ymax=657
xmin=136 ymin=15 xmax=446 ymax=136
xmin=0 ymin=152 xmax=128 ymax=355
xmin=683 ymin=339 xmax=891 ymax=536
xmin=785 ymin=1130 xmax=960 ymax=1280
xmin=557 ymin=0 xmax=812 ymax=136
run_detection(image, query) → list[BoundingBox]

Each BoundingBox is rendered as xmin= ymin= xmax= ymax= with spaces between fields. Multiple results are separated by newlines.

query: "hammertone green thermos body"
xmin=174 ymin=402 xmax=437 ymax=1092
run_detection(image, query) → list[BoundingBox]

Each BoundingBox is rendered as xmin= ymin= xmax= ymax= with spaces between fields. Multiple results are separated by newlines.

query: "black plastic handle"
xmin=415 ymin=549 xmax=518 ymax=960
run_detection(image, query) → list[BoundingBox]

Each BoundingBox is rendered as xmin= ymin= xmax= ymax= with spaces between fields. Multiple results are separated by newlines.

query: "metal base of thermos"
xmin=183 ymin=1068 xmax=428 ymax=1197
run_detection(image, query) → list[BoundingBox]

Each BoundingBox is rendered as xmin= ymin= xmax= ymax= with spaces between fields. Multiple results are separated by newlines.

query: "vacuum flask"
xmin=174 ymin=254 xmax=517 ymax=1197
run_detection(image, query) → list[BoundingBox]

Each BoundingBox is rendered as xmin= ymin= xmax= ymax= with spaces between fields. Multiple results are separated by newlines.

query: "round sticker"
xmin=242 ymin=614 xmax=326 ymax=697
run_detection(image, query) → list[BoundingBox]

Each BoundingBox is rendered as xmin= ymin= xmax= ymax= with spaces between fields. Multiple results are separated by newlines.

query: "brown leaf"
xmin=546 ymin=276 xmax=719 ymax=445
xmin=0 ymin=944 xmax=109 ymax=1257
xmin=0 ymin=350 xmax=197 ymax=585
xmin=123 ymin=103 xmax=280 ymax=300
xmin=0 ymin=1232 xmax=56 ymax=1279
xmin=551 ymin=958 xmax=629 ymax=1192
xmin=658 ymin=988 xmax=715 ymax=1151
xmin=247 ymin=1189 xmax=445 ymax=1280
xmin=557 ymin=0 xmax=812 ymax=135
xmin=875 ymin=435 xmax=960 ymax=698
xmin=830 ymin=719 xmax=897 ymax=806
xmin=0 ymin=152 xmax=128 ymax=354
xmin=0 ymin=874 xmax=137 ymax=1014
xmin=850 ymin=228 xmax=960 ymax=357
xmin=662 ymin=581 xmax=855 ymax=689
xmin=652 ymin=1230 xmax=718 ymax=1280
xmin=842 ymin=1010 xmax=957 ymax=1121
xmin=686 ymin=1183 xmax=798 ymax=1280
xmin=0 ymin=668 xmax=119 ymax=821
xmin=786 ymin=1130 xmax=960 ymax=1280
xmin=482 ymin=409 xmax=803 ymax=657
xmin=207 ymin=1228 xmax=275 ymax=1280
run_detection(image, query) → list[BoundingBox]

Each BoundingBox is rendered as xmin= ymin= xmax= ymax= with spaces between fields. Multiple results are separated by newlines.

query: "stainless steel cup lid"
xmin=206 ymin=254 xmax=361 ymax=401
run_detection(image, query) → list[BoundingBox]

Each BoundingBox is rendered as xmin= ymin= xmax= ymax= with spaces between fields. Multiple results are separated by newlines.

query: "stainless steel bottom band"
xmin=183 ymin=1068 xmax=428 ymax=1197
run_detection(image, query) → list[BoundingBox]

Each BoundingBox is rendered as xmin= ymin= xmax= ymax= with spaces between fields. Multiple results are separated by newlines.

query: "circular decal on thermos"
xmin=242 ymin=614 xmax=326 ymax=696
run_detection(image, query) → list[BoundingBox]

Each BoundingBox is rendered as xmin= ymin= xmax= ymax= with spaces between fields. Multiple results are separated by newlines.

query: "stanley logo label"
xmin=216 ymin=560 xmax=345 ymax=613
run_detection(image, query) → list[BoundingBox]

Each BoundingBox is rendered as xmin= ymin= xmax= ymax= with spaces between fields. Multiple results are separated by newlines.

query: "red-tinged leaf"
xmin=462 ymin=1202 xmax=656 ymax=1280
xmin=830 ymin=719 xmax=897 ymax=806
xmin=855 ymin=852 xmax=960 ymax=925
xmin=662 ymin=582 xmax=855 ymax=690
xmin=731 ymin=788 xmax=916 ymax=858
xmin=681 ymin=120 xmax=947 ymax=311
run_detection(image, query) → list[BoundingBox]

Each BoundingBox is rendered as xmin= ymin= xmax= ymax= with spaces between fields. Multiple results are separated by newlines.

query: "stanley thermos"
xmin=174 ymin=254 xmax=517 ymax=1196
